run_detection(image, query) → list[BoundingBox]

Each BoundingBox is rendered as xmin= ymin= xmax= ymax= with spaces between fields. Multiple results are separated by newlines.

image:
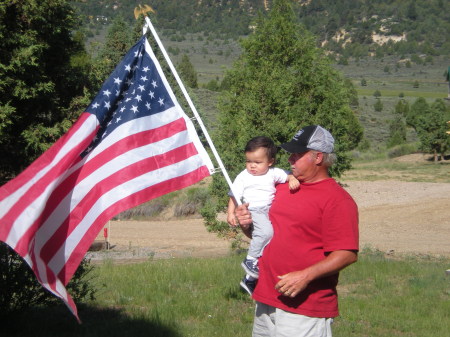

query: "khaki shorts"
xmin=252 ymin=302 xmax=333 ymax=337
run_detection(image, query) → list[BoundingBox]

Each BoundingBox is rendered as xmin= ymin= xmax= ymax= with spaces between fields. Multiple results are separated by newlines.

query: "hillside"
xmin=72 ymin=0 xmax=450 ymax=149
xmin=73 ymin=0 xmax=450 ymax=58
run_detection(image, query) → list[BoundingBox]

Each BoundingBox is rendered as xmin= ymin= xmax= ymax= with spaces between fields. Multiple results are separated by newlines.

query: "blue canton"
xmin=83 ymin=36 xmax=175 ymax=156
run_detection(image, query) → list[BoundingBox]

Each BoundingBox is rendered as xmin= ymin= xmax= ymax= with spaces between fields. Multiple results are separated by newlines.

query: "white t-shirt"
xmin=231 ymin=167 xmax=288 ymax=208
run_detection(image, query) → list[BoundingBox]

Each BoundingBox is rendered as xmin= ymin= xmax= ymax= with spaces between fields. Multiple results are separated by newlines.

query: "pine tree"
xmin=178 ymin=54 xmax=198 ymax=89
xmin=416 ymin=99 xmax=450 ymax=161
xmin=0 ymin=0 xmax=90 ymax=183
xmin=208 ymin=0 xmax=363 ymax=216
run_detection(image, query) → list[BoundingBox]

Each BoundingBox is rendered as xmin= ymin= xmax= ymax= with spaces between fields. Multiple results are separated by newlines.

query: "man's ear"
xmin=314 ymin=152 xmax=325 ymax=165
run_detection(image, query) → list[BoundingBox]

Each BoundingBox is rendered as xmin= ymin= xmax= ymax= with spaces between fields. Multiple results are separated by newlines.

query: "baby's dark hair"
xmin=245 ymin=136 xmax=277 ymax=162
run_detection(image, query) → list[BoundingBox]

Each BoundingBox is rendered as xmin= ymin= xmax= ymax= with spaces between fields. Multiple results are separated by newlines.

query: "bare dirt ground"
xmin=91 ymin=155 xmax=450 ymax=262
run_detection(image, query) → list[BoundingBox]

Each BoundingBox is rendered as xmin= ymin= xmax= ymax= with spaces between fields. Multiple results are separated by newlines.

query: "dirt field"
xmin=92 ymin=178 xmax=450 ymax=261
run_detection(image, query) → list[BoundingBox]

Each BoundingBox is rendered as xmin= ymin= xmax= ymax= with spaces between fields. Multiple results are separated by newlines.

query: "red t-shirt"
xmin=252 ymin=178 xmax=359 ymax=318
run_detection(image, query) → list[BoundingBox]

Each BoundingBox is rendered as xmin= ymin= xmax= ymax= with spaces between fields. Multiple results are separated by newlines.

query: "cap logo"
xmin=293 ymin=129 xmax=304 ymax=140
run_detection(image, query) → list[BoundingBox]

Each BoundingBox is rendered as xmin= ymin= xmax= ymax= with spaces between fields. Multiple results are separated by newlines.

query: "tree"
xmin=0 ymin=0 xmax=90 ymax=184
xmin=0 ymin=242 xmax=96 ymax=316
xmin=206 ymin=0 xmax=363 ymax=228
xmin=406 ymin=97 xmax=428 ymax=129
xmin=374 ymin=99 xmax=383 ymax=112
xmin=178 ymin=54 xmax=198 ymax=88
xmin=394 ymin=99 xmax=409 ymax=116
xmin=91 ymin=16 xmax=133 ymax=89
xmin=387 ymin=115 xmax=407 ymax=148
xmin=416 ymin=99 xmax=450 ymax=161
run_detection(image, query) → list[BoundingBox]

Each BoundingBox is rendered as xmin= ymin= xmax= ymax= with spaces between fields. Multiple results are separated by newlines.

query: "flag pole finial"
xmin=134 ymin=4 xmax=155 ymax=20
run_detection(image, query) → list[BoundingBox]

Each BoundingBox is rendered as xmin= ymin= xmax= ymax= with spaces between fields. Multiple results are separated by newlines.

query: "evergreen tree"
xmin=0 ymin=0 xmax=90 ymax=184
xmin=416 ymin=99 xmax=450 ymax=161
xmin=178 ymin=54 xmax=198 ymax=88
xmin=387 ymin=115 xmax=407 ymax=148
xmin=374 ymin=99 xmax=383 ymax=112
xmin=92 ymin=16 xmax=133 ymax=89
xmin=208 ymin=0 xmax=363 ymax=218
xmin=394 ymin=99 xmax=410 ymax=116
xmin=407 ymin=97 xmax=429 ymax=129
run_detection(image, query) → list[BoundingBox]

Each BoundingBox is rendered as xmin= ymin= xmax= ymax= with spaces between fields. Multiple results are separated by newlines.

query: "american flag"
xmin=0 ymin=36 xmax=214 ymax=321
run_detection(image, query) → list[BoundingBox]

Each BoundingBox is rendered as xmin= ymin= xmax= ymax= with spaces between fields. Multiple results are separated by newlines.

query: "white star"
xmin=125 ymin=64 xmax=131 ymax=72
xmin=102 ymin=131 xmax=108 ymax=138
xmin=104 ymin=101 xmax=111 ymax=109
xmin=149 ymin=91 xmax=155 ymax=99
xmin=115 ymin=90 xmax=120 ymax=97
xmin=138 ymin=85 xmax=145 ymax=92
xmin=125 ymin=97 xmax=132 ymax=102
xmin=141 ymin=75 xmax=148 ymax=82
xmin=135 ymin=95 xmax=142 ymax=102
xmin=126 ymin=79 xmax=133 ymax=86
xmin=103 ymin=89 xmax=111 ymax=97
xmin=115 ymin=116 xmax=122 ymax=123
xmin=92 ymin=102 xmax=99 ymax=109
xmin=143 ymin=66 xmax=150 ymax=72
xmin=131 ymin=105 xmax=139 ymax=114
xmin=114 ymin=77 xmax=122 ymax=85
xmin=151 ymin=80 xmax=158 ymax=88
xmin=145 ymin=102 xmax=151 ymax=110
xmin=120 ymin=106 xmax=126 ymax=112
xmin=158 ymin=97 xmax=164 ymax=106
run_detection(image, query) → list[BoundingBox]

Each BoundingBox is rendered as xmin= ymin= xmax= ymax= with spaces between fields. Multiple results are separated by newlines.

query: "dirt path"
xmin=92 ymin=180 xmax=450 ymax=261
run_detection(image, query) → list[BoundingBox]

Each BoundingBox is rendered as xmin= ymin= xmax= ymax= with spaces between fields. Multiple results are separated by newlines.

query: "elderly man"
xmin=236 ymin=125 xmax=359 ymax=337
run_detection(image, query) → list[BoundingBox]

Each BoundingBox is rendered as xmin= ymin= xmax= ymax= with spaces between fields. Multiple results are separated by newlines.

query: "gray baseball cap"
xmin=280 ymin=125 xmax=334 ymax=154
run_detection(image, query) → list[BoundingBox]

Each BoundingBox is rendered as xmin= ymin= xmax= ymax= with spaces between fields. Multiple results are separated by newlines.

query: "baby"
xmin=227 ymin=136 xmax=299 ymax=295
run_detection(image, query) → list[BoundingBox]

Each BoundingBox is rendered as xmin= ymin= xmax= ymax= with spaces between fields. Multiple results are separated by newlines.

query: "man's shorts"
xmin=252 ymin=301 xmax=333 ymax=337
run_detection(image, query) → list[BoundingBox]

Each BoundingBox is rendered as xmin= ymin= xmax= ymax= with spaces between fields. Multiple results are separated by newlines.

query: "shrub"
xmin=387 ymin=143 xmax=418 ymax=158
xmin=374 ymin=99 xmax=383 ymax=112
xmin=173 ymin=187 xmax=210 ymax=217
xmin=0 ymin=242 xmax=96 ymax=316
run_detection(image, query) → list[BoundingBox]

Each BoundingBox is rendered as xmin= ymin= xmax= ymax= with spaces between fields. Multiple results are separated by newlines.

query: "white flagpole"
xmin=143 ymin=16 xmax=241 ymax=205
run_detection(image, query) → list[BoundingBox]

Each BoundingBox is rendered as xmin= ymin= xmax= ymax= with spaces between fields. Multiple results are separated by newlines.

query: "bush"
xmin=0 ymin=242 xmax=96 ymax=316
xmin=387 ymin=143 xmax=418 ymax=158
xmin=174 ymin=187 xmax=210 ymax=217
xmin=374 ymin=99 xmax=383 ymax=112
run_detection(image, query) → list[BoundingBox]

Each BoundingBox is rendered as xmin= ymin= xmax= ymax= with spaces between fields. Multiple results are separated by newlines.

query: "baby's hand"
xmin=288 ymin=176 xmax=300 ymax=190
xmin=227 ymin=213 xmax=237 ymax=227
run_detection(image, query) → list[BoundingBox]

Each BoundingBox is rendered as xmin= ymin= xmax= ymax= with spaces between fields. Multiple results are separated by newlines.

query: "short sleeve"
xmin=322 ymin=196 xmax=359 ymax=253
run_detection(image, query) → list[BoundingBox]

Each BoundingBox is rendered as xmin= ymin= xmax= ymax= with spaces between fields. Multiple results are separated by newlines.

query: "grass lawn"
xmin=1 ymin=251 xmax=449 ymax=337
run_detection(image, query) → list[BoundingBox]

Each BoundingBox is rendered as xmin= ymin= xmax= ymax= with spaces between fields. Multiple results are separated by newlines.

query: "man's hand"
xmin=235 ymin=203 xmax=252 ymax=238
xmin=275 ymin=270 xmax=312 ymax=298
xmin=274 ymin=250 xmax=358 ymax=298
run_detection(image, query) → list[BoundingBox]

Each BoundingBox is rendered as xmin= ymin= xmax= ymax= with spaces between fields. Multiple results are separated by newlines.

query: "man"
xmin=236 ymin=125 xmax=359 ymax=337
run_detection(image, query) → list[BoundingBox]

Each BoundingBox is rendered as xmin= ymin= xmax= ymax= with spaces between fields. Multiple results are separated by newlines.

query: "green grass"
xmin=356 ymin=88 xmax=447 ymax=99
xmin=2 ymin=251 xmax=449 ymax=337
xmin=342 ymin=152 xmax=450 ymax=183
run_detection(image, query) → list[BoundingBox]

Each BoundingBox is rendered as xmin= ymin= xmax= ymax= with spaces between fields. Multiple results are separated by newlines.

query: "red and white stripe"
xmin=0 ymin=52 xmax=213 ymax=321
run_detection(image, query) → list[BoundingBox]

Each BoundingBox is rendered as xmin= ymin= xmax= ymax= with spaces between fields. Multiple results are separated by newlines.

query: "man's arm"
xmin=275 ymin=250 xmax=358 ymax=298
